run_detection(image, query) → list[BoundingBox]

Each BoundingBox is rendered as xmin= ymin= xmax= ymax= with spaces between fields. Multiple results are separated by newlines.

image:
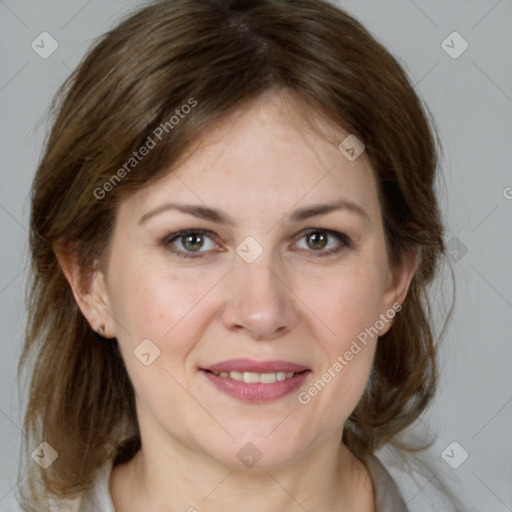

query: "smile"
xmin=201 ymin=367 xmax=310 ymax=403
xmin=209 ymin=370 xmax=296 ymax=383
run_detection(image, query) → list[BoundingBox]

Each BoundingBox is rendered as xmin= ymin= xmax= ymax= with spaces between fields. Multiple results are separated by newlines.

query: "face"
xmin=78 ymin=91 xmax=415 ymax=469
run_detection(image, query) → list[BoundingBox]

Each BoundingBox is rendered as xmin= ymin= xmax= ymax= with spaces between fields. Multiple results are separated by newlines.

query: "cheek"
xmin=110 ymin=256 xmax=207 ymax=335
xmin=296 ymin=259 xmax=384 ymax=410
xmin=305 ymin=263 xmax=386 ymax=344
xmin=109 ymin=259 xmax=223 ymax=380
xmin=109 ymin=266 xmax=204 ymax=411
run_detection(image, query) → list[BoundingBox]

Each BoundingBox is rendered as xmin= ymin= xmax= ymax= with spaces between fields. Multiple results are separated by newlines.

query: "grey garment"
xmin=70 ymin=449 xmax=457 ymax=512
xmin=364 ymin=453 xmax=410 ymax=511
xmin=78 ymin=457 xmax=115 ymax=512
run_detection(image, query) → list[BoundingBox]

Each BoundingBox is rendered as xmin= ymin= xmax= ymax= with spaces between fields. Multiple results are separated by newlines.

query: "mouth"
xmin=207 ymin=369 xmax=299 ymax=384
xmin=200 ymin=359 xmax=311 ymax=403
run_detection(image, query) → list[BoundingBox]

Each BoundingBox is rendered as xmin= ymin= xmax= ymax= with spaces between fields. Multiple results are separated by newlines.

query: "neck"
xmin=111 ymin=430 xmax=375 ymax=512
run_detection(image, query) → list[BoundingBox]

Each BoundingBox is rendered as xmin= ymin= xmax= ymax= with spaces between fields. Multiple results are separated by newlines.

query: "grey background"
xmin=1 ymin=0 xmax=511 ymax=510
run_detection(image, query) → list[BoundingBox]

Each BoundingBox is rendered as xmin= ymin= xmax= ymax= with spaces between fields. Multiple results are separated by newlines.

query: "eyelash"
xmin=161 ymin=228 xmax=352 ymax=259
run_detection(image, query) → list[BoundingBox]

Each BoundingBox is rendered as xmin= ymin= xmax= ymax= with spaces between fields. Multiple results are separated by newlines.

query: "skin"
xmin=58 ymin=90 xmax=417 ymax=512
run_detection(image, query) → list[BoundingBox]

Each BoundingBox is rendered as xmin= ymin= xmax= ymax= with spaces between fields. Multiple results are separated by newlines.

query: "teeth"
xmin=243 ymin=372 xmax=260 ymax=383
xmin=210 ymin=370 xmax=296 ymax=383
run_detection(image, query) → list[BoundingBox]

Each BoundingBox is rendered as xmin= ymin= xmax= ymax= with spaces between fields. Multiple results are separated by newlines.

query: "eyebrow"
xmin=138 ymin=199 xmax=370 ymax=226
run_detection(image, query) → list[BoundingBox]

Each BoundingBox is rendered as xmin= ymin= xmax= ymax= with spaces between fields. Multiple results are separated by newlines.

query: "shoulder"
xmin=48 ymin=456 xmax=116 ymax=512
xmin=371 ymin=443 xmax=468 ymax=512
xmin=44 ymin=443 xmax=469 ymax=512
xmin=76 ymin=455 xmax=116 ymax=512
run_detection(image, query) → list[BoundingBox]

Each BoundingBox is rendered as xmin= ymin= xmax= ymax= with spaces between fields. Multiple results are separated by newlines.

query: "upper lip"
xmin=202 ymin=358 xmax=310 ymax=373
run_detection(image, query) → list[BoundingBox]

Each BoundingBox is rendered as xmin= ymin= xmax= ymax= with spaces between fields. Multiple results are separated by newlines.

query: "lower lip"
xmin=201 ymin=370 xmax=310 ymax=403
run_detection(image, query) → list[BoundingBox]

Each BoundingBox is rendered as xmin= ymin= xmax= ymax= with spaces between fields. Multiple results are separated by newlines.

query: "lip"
xmin=200 ymin=359 xmax=311 ymax=403
xmin=202 ymin=358 xmax=310 ymax=373
xmin=201 ymin=369 xmax=310 ymax=403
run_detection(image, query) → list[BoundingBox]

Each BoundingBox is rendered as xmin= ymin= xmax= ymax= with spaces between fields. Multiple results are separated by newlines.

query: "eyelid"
xmin=162 ymin=227 xmax=351 ymax=259
xmin=162 ymin=228 xmax=222 ymax=256
xmin=294 ymin=227 xmax=351 ymax=246
xmin=290 ymin=228 xmax=352 ymax=257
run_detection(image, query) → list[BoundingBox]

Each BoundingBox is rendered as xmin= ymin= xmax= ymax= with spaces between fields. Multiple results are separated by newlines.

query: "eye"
xmin=162 ymin=229 xmax=220 ymax=259
xmin=293 ymin=229 xmax=351 ymax=257
xmin=162 ymin=228 xmax=351 ymax=259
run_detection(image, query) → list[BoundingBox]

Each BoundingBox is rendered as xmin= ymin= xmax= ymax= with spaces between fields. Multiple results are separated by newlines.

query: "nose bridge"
xmin=233 ymin=232 xmax=280 ymax=285
xmin=234 ymin=245 xmax=284 ymax=306
xmin=239 ymin=253 xmax=279 ymax=296
xmin=221 ymin=245 xmax=297 ymax=339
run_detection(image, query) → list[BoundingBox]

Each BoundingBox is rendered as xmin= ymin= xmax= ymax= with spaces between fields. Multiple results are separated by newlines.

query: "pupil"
xmin=309 ymin=232 xmax=327 ymax=250
xmin=184 ymin=234 xmax=203 ymax=251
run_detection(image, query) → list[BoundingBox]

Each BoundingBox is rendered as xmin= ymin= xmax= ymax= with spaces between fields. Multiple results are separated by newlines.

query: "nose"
xmin=220 ymin=252 xmax=299 ymax=341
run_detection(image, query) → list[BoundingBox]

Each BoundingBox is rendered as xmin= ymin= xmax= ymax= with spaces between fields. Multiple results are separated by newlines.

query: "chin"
xmin=199 ymin=432 xmax=315 ymax=471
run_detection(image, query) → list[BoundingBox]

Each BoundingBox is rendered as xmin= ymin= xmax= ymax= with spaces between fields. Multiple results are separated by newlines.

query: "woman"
xmin=17 ymin=0 xmax=465 ymax=510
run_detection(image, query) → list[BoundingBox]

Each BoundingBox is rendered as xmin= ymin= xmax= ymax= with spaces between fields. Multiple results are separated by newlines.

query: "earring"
xmin=98 ymin=324 xmax=105 ymax=336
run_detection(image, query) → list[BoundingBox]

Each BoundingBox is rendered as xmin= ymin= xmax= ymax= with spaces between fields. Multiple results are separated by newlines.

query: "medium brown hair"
xmin=18 ymin=0 xmax=454 ymax=508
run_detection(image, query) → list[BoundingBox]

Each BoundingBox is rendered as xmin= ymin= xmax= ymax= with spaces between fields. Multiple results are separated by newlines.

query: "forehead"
xmin=120 ymin=91 xmax=381 ymax=223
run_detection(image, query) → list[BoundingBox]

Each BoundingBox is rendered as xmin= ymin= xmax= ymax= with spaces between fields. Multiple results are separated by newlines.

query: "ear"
xmin=55 ymin=248 xmax=114 ymax=338
xmin=378 ymin=247 xmax=419 ymax=337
